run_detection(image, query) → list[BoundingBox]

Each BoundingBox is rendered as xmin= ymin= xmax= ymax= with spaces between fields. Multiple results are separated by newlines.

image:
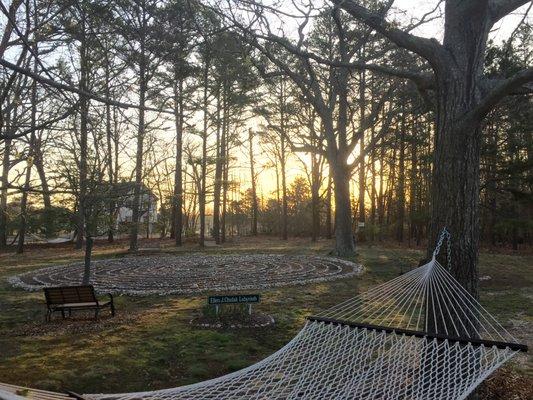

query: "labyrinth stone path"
xmin=8 ymin=254 xmax=362 ymax=295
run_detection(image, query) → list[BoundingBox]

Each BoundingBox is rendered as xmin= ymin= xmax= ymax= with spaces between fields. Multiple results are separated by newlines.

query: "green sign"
xmin=208 ymin=294 xmax=260 ymax=305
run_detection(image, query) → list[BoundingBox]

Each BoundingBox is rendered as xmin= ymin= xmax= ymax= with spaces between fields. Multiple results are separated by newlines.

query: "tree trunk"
xmin=34 ymin=145 xmax=52 ymax=236
xmin=280 ymin=144 xmax=288 ymax=240
xmin=82 ymin=236 xmax=93 ymax=285
xmin=275 ymin=162 xmax=281 ymax=237
xmin=331 ymin=158 xmax=355 ymax=256
xmin=429 ymin=89 xmax=481 ymax=299
xmin=325 ymin=174 xmax=333 ymax=239
xmin=397 ymin=115 xmax=406 ymax=243
xmin=17 ymin=5 xmax=39 ymax=254
xmin=248 ymin=128 xmax=258 ymax=235
xmin=377 ymin=140 xmax=385 ymax=235
xmin=485 ymin=122 xmax=497 ymax=247
xmin=104 ymin=57 xmax=115 ymax=243
xmin=213 ymin=84 xmax=226 ymax=243
xmin=428 ymin=3 xmax=494 ymax=300
xmin=129 ymin=14 xmax=147 ymax=252
xmin=409 ymin=122 xmax=418 ymax=246
xmin=0 ymin=137 xmax=11 ymax=249
xmin=76 ymin=25 xmax=89 ymax=250
xmin=221 ymin=138 xmax=229 ymax=243
xmin=104 ymin=59 xmax=115 ymax=243
xmin=279 ymin=85 xmax=288 ymax=240
xmin=199 ymin=57 xmax=209 ymax=246
xmin=358 ymin=152 xmax=365 ymax=241
xmin=370 ymin=126 xmax=377 ymax=241
xmin=310 ymin=153 xmax=320 ymax=242
xmin=357 ymin=68 xmax=366 ymax=241
xmin=173 ymin=75 xmax=184 ymax=246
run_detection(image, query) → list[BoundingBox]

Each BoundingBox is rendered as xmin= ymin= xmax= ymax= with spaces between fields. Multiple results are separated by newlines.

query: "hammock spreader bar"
xmin=307 ymin=316 xmax=529 ymax=353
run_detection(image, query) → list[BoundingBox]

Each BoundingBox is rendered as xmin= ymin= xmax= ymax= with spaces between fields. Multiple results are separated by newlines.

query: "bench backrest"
xmin=44 ymin=285 xmax=97 ymax=305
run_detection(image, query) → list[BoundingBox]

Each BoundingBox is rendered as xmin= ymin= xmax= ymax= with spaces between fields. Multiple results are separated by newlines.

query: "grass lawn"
xmin=0 ymin=237 xmax=531 ymax=396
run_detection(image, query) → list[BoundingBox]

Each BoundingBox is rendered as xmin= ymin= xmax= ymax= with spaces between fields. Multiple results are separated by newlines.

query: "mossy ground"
xmin=0 ymin=236 xmax=531 ymax=396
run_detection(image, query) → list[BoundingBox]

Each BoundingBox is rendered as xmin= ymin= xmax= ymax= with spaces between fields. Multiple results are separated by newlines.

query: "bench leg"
xmin=94 ymin=309 xmax=99 ymax=321
xmin=61 ymin=309 xmax=65 ymax=319
xmin=45 ymin=309 xmax=51 ymax=322
xmin=111 ymin=303 xmax=115 ymax=317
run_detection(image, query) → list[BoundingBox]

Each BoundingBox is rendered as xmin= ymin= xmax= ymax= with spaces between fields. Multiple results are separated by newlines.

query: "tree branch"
xmin=490 ymin=0 xmax=531 ymax=23
xmin=0 ymin=57 xmax=175 ymax=114
xmin=0 ymin=103 xmax=79 ymax=140
xmin=329 ymin=0 xmax=444 ymax=67
xmin=466 ymin=66 xmax=533 ymax=123
xmin=256 ymin=30 xmax=436 ymax=88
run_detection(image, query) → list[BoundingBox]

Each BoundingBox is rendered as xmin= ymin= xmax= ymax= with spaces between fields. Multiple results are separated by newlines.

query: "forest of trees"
xmin=0 ymin=0 xmax=531 ymax=265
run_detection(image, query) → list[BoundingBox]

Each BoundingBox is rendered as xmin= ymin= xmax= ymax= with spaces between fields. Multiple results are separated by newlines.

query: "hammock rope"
xmin=85 ymin=230 xmax=526 ymax=400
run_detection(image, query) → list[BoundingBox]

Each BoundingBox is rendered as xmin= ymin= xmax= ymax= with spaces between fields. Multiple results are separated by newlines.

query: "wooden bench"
xmin=43 ymin=285 xmax=115 ymax=321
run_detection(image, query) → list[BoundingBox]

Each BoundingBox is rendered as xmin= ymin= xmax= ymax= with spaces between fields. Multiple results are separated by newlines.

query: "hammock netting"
xmin=86 ymin=245 xmax=526 ymax=400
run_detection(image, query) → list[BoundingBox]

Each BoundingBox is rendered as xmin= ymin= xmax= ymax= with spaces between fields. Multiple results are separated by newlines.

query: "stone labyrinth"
xmin=8 ymin=254 xmax=362 ymax=295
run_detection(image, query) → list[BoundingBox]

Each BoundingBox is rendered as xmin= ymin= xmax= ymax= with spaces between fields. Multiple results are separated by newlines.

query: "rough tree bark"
xmin=248 ymin=128 xmax=258 ymax=235
xmin=82 ymin=236 xmax=93 ymax=285
xmin=357 ymin=69 xmax=366 ymax=241
xmin=172 ymin=73 xmax=184 ymax=246
xmin=16 ymin=4 xmax=38 ymax=254
xmin=129 ymin=5 xmax=148 ymax=252
xmin=397 ymin=112 xmax=406 ymax=243
xmin=325 ymin=174 xmax=333 ymax=239
xmin=221 ymin=134 xmax=229 ymax=243
xmin=199 ymin=55 xmax=209 ymax=247
xmin=76 ymin=14 xmax=89 ymax=250
xmin=213 ymin=83 xmax=226 ymax=243
xmin=310 ymin=150 xmax=321 ymax=242
xmin=34 ymin=144 xmax=52 ymax=236
xmin=279 ymin=83 xmax=288 ymax=240
xmin=0 ymin=137 xmax=11 ymax=249
xmin=409 ymin=118 xmax=419 ymax=246
xmin=104 ymin=56 xmax=115 ymax=243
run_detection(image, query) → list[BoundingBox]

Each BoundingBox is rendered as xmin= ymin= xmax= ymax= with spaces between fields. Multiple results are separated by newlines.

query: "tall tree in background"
xmin=257 ymin=76 xmax=292 ymax=240
xmin=0 ymin=0 xmax=29 ymax=249
xmin=118 ymin=0 xmax=160 ymax=252
xmin=16 ymin=0 xmax=39 ymax=253
xmin=248 ymin=128 xmax=258 ymax=235
xmin=158 ymin=0 xmax=198 ymax=246
xmin=211 ymin=31 xmax=258 ymax=243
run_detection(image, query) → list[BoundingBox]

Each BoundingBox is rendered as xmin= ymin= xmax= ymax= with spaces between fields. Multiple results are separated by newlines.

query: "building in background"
xmin=113 ymin=182 xmax=158 ymax=237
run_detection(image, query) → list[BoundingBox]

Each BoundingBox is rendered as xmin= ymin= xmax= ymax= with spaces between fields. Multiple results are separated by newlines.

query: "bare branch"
xmin=247 ymin=26 xmax=436 ymax=88
xmin=467 ymin=66 xmax=533 ymax=123
xmin=0 ymin=57 xmax=175 ymax=114
xmin=490 ymin=0 xmax=532 ymax=23
xmin=0 ymin=103 xmax=79 ymax=140
xmin=329 ymin=0 xmax=445 ymax=67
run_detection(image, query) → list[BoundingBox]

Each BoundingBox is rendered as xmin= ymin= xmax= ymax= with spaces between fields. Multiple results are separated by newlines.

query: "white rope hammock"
xmin=86 ymin=232 xmax=527 ymax=400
